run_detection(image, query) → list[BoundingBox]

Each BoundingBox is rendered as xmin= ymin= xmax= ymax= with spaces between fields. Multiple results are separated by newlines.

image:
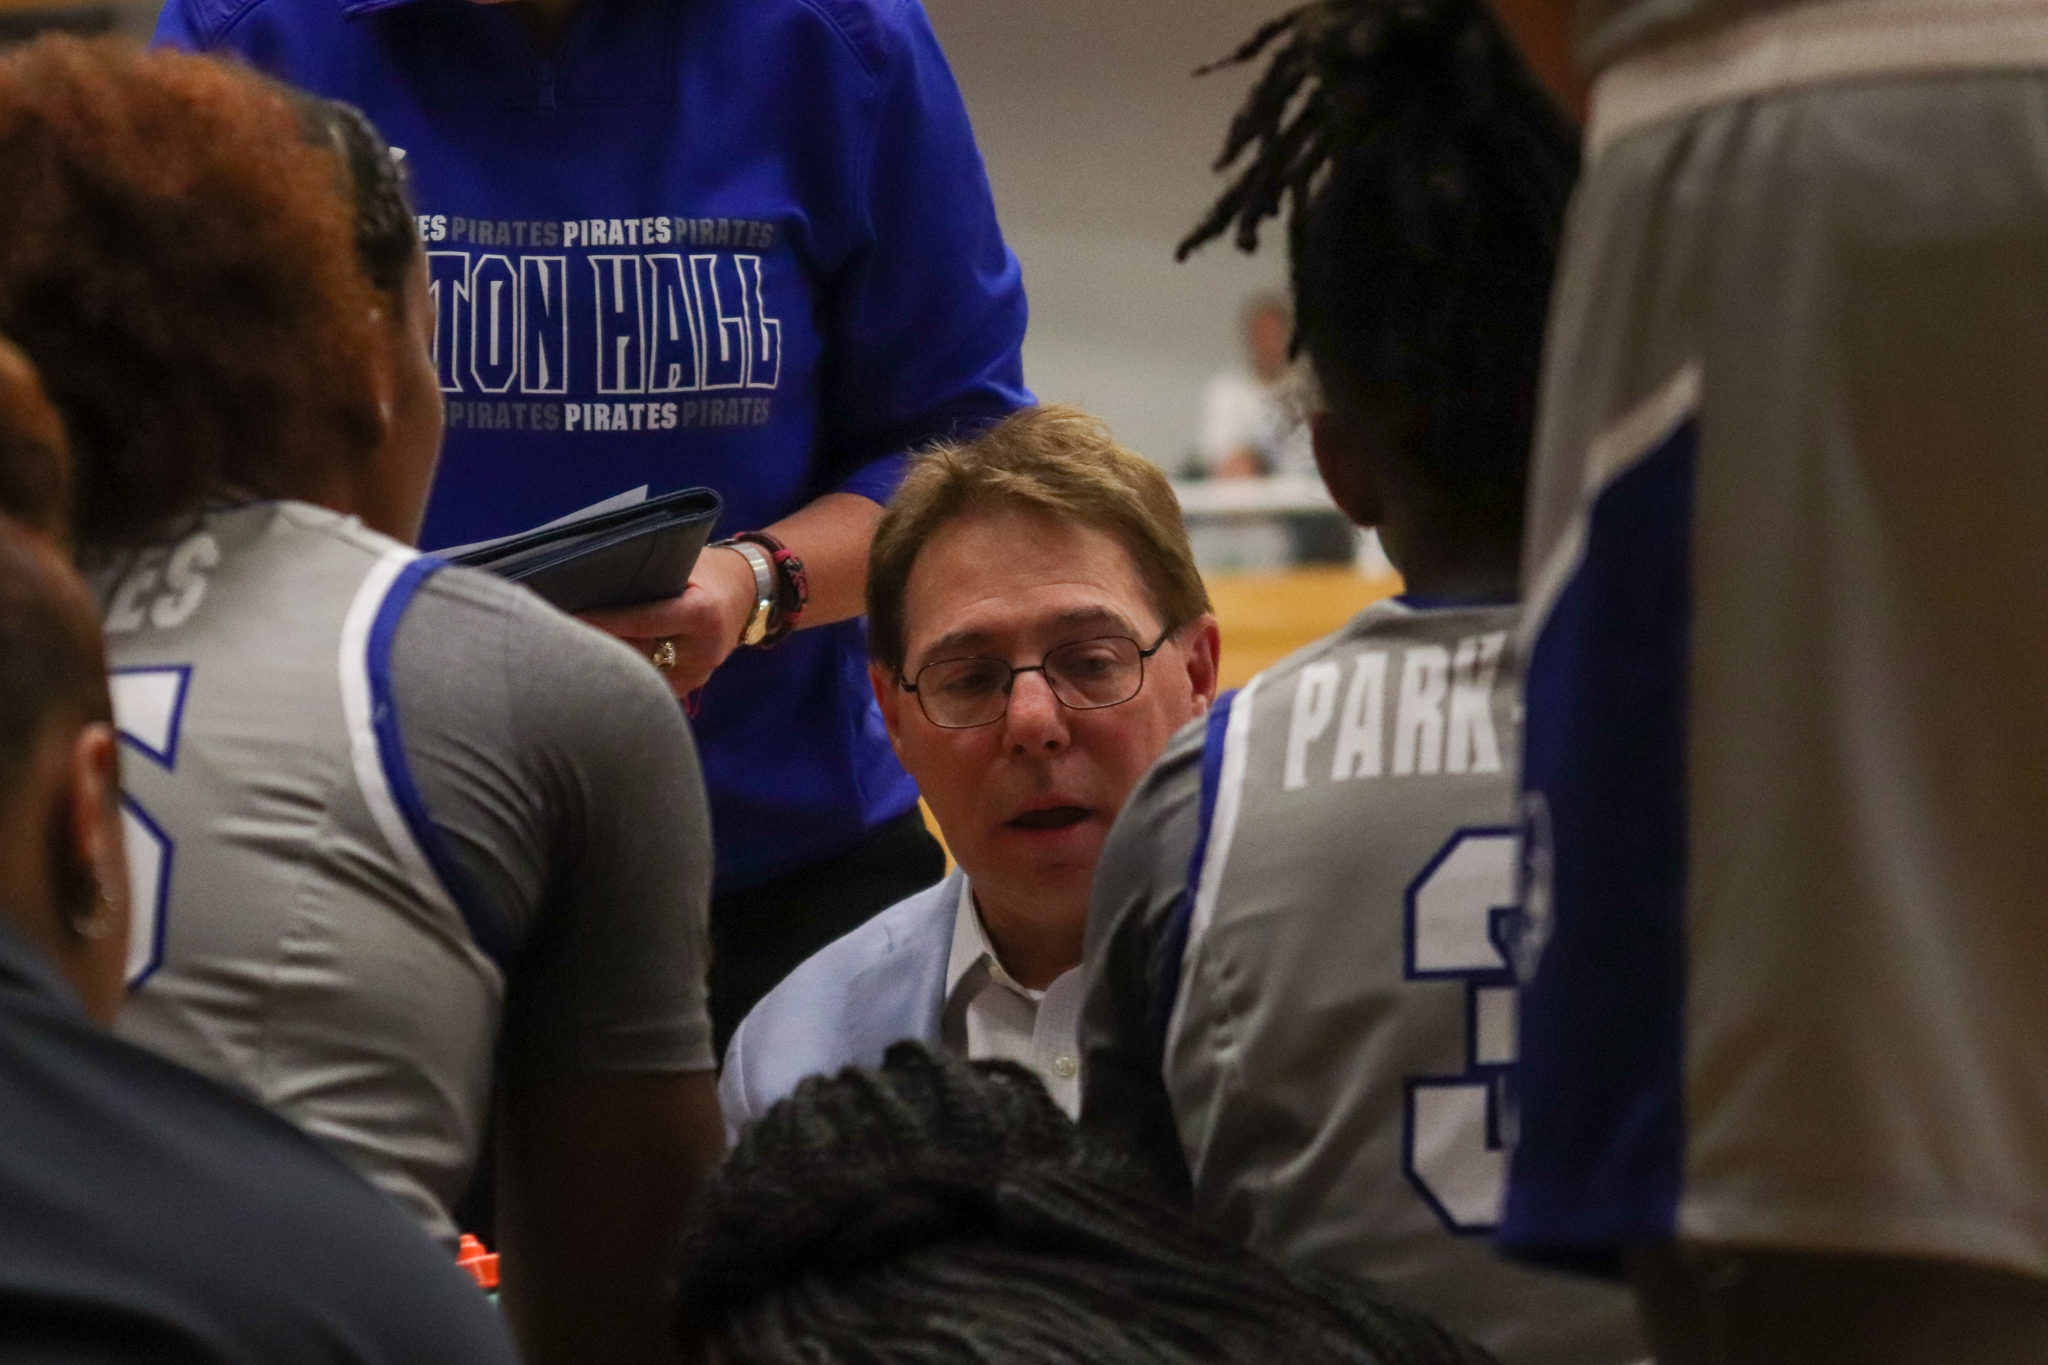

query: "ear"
xmin=1180 ymin=614 xmax=1222 ymax=716
xmin=63 ymin=721 xmax=130 ymax=1025
xmin=364 ymin=301 xmax=400 ymax=450
xmin=1312 ymin=411 xmax=1388 ymax=529
xmin=870 ymin=661 xmax=907 ymax=755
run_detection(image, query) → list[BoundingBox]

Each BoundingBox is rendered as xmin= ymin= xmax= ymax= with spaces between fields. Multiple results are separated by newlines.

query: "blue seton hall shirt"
xmin=155 ymin=0 xmax=1031 ymax=891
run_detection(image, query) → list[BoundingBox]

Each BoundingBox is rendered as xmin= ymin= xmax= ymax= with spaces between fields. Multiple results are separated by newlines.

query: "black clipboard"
xmin=448 ymin=487 xmax=723 ymax=614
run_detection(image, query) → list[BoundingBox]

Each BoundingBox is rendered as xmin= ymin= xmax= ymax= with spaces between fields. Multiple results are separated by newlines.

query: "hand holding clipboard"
xmin=448 ymin=487 xmax=723 ymax=615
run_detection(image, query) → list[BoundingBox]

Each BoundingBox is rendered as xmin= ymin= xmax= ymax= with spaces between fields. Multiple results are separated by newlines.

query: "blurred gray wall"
xmin=925 ymin=0 xmax=1291 ymax=469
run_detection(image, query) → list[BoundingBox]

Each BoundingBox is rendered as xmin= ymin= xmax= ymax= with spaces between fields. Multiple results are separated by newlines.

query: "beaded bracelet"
xmin=731 ymin=530 xmax=808 ymax=646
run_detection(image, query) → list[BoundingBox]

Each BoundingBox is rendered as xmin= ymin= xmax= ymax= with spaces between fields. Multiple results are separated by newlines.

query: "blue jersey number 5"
xmin=110 ymin=666 xmax=191 ymax=988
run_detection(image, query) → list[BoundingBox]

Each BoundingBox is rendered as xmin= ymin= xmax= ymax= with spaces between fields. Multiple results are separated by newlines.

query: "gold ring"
xmin=649 ymin=638 xmax=678 ymax=671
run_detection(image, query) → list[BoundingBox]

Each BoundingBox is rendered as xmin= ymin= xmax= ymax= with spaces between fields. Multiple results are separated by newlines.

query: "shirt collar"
xmin=945 ymin=874 xmax=991 ymax=1000
xmin=944 ymin=876 xmax=1051 ymax=1004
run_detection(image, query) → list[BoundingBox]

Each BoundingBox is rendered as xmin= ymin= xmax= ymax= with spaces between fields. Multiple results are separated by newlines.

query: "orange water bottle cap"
xmin=456 ymin=1232 xmax=500 ymax=1290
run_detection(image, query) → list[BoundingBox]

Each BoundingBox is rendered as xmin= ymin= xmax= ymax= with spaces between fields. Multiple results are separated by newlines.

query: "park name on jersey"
xmin=417 ymin=213 xmax=782 ymax=438
xmin=1280 ymin=631 xmax=1509 ymax=790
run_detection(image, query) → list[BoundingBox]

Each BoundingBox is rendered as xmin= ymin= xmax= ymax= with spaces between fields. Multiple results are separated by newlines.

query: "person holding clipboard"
xmin=154 ymin=0 xmax=1033 ymax=1048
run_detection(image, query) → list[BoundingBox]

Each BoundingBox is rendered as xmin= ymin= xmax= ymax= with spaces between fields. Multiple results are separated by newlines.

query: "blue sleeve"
xmin=149 ymin=0 xmax=214 ymax=50
xmin=813 ymin=0 xmax=1031 ymax=505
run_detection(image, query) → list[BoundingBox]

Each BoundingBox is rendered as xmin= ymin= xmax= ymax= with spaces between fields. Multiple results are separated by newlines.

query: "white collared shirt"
xmin=939 ymin=877 xmax=1084 ymax=1117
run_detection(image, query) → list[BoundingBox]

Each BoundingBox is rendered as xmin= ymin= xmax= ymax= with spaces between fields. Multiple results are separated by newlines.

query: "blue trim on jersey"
xmin=120 ymin=794 xmax=175 ymax=989
xmin=365 ymin=555 xmax=517 ymax=976
xmin=109 ymin=665 xmax=195 ymax=768
xmin=1148 ymin=690 xmax=1238 ymax=1047
xmin=1400 ymin=826 xmax=1520 ymax=1236
xmin=1500 ymin=415 xmax=1698 ymax=1277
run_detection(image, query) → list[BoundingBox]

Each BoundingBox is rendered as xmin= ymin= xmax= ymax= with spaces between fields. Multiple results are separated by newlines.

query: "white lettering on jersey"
xmin=1393 ymin=645 xmax=1450 ymax=776
xmin=469 ymin=254 xmax=519 ymax=394
xmin=647 ymin=255 xmax=700 ymax=392
xmin=520 ymin=257 xmax=569 ymax=393
xmin=427 ymin=250 xmax=471 ymax=393
xmin=1283 ymin=635 xmax=1501 ymax=790
xmin=692 ymin=254 xmax=749 ymax=390
xmin=105 ymin=532 xmax=219 ymax=636
xmin=104 ymin=560 xmax=159 ymax=634
xmin=1331 ymin=650 xmax=1388 ymax=781
xmin=1445 ymin=632 xmax=1506 ymax=775
xmin=424 ymin=239 xmax=782 ymax=401
xmin=1283 ymin=661 xmax=1340 ymax=790
xmin=153 ymin=532 xmax=219 ymax=630
xmin=592 ymin=255 xmax=647 ymax=394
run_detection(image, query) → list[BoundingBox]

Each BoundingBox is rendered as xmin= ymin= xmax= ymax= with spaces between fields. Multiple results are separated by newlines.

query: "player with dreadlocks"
xmin=1076 ymin=3 xmax=1644 ymax=1362
xmin=675 ymin=1041 xmax=1497 ymax=1364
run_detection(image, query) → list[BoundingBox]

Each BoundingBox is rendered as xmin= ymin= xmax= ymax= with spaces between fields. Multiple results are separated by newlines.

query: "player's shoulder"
xmin=1092 ymin=709 xmax=1207 ymax=943
xmin=1126 ymin=709 xmax=1208 ymax=831
xmin=414 ymin=561 xmax=671 ymax=699
xmin=1240 ymin=598 xmax=1410 ymax=696
xmin=1253 ymin=595 xmax=1518 ymax=685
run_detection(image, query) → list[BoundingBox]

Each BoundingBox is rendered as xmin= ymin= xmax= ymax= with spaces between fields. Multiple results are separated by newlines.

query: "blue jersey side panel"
xmin=1501 ymin=416 xmax=1697 ymax=1275
xmin=1148 ymin=690 xmax=1237 ymax=1047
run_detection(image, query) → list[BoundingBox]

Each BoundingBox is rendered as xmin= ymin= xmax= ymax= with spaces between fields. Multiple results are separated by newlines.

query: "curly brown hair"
xmin=0 ymin=36 xmax=382 ymax=549
xmin=0 ymin=334 xmax=70 ymax=541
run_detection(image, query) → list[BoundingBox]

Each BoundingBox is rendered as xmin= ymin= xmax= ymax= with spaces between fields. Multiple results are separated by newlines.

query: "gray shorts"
xmin=1504 ymin=54 xmax=2048 ymax=1283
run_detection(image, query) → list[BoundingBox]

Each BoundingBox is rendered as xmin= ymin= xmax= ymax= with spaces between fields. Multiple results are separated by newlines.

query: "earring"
xmin=70 ymin=887 xmax=117 ymax=941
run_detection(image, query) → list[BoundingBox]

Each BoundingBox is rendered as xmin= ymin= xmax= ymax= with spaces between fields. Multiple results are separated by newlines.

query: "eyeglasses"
xmin=899 ymin=628 xmax=1174 ymax=730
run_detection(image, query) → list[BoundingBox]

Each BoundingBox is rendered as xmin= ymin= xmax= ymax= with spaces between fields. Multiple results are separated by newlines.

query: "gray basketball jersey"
xmin=1578 ymin=0 xmax=1824 ymax=68
xmin=1091 ymin=600 xmax=1641 ymax=1365
xmin=99 ymin=502 xmax=502 ymax=1239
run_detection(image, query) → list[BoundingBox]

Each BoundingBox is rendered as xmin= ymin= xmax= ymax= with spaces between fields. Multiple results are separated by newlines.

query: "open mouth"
xmin=1006 ymin=805 xmax=1090 ymax=832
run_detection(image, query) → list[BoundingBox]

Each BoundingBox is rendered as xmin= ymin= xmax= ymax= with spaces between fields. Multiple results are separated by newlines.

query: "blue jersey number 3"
xmin=1402 ymin=827 xmax=1519 ymax=1233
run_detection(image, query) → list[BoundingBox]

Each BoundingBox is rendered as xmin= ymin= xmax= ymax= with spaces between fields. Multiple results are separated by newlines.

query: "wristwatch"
xmin=721 ymin=539 xmax=777 ymax=646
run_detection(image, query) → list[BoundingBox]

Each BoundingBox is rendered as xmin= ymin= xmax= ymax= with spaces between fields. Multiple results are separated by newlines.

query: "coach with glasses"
xmin=718 ymin=406 xmax=1218 ymax=1135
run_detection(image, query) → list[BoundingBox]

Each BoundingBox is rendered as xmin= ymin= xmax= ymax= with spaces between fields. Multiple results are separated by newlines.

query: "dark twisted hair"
xmin=676 ymin=1042 xmax=1498 ymax=1365
xmin=1180 ymin=0 xmax=1578 ymax=517
xmin=293 ymin=96 xmax=419 ymax=302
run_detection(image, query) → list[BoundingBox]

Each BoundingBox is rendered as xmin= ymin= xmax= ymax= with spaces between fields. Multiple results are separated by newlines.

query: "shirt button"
xmin=1052 ymin=1055 xmax=1077 ymax=1078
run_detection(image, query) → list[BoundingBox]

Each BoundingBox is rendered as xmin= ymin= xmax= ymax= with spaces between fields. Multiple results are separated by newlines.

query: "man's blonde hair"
xmin=868 ymin=404 xmax=1209 ymax=674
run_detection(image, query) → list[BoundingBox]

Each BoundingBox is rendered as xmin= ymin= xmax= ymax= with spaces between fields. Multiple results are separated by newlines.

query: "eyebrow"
xmin=915 ymin=606 xmax=1140 ymax=669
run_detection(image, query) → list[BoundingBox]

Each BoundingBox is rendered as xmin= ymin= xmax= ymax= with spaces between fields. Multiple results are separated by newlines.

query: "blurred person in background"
xmin=153 ymin=0 xmax=1031 ymax=1052
xmin=1080 ymin=3 xmax=1643 ymax=1361
xmin=0 ymin=40 xmax=721 ymax=1365
xmin=1196 ymin=294 xmax=1358 ymax=567
xmin=0 ymin=379 xmax=516 ymax=1365
xmin=680 ymin=1041 xmax=1498 ymax=1365
xmin=719 ymin=406 xmax=1218 ymax=1137
xmin=1201 ymin=294 xmax=1314 ymax=482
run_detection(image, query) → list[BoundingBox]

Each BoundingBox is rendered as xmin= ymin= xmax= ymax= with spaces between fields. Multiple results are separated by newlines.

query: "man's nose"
xmin=1004 ymin=669 xmax=1069 ymax=754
